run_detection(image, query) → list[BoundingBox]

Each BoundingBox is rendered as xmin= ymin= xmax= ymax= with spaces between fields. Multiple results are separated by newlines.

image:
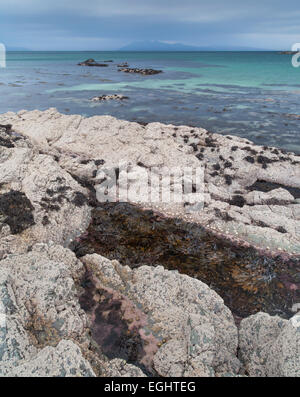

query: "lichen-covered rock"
xmin=0 ymin=244 xmax=155 ymax=377
xmin=6 ymin=340 xmax=96 ymax=377
xmin=0 ymin=244 xmax=91 ymax=375
xmin=80 ymin=254 xmax=241 ymax=377
xmin=103 ymin=359 xmax=146 ymax=377
xmin=1 ymin=109 xmax=299 ymax=255
xmin=245 ymin=188 xmax=295 ymax=206
xmin=0 ymin=125 xmax=91 ymax=255
xmin=0 ymin=110 xmax=299 ymax=377
xmin=239 ymin=312 xmax=300 ymax=377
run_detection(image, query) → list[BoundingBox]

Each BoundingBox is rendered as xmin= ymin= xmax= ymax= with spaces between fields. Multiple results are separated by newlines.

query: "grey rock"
xmin=0 ymin=244 xmax=90 ymax=376
xmin=0 ymin=127 xmax=90 ymax=256
xmin=7 ymin=340 xmax=96 ymax=377
xmin=239 ymin=312 xmax=300 ymax=377
xmin=245 ymin=188 xmax=295 ymax=206
xmin=81 ymin=254 xmax=241 ymax=377
xmin=1 ymin=109 xmax=299 ymax=254
xmin=103 ymin=359 xmax=146 ymax=377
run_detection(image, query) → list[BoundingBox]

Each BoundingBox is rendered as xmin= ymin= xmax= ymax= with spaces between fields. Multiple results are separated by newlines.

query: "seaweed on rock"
xmin=73 ymin=202 xmax=300 ymax=319
xmin=0 ymin=190 xmax=35 ymax=234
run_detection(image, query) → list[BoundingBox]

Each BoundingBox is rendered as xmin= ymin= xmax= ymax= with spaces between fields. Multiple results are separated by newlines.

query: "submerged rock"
xmin=118 ymin=67 xmax=162 ymax=75
xmin=91 ymin=94 xmax=129 ymax=102
xmin=78 ymin=59 xmax=109 ymax=67
xmin=73 ymin=202 xmax=299 ymax=319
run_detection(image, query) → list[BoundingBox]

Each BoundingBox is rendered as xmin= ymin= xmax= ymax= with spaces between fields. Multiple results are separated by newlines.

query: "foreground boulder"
xmin=0 ymin=243 xmax=147 ymax=377
xmin=80 ymin=254 xmax=241 ymax=377
xmin=239 ymin=312 xmax=300 ymax=377
xmin=1 ymin=242 xmax=299 ymax=377
xmin=0 ymin=243 xmax=92 ymax=376
xmin=6 ymin=340 xmax=96 ymax=377
xmin=0 ymin=242 xmax=241 ymax=377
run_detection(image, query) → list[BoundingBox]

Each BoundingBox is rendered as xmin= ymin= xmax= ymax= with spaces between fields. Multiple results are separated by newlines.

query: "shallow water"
xmin=1 ymin=51 xmax=300 ymax=152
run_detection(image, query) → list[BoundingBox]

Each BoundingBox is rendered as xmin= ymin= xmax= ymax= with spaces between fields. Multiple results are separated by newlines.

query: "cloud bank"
xmin=1 ymin=0 xmax=300 ymax=50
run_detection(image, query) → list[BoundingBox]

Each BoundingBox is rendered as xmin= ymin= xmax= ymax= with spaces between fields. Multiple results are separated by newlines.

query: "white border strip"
xmin=0 ymin=43 xmax=6 ymax=68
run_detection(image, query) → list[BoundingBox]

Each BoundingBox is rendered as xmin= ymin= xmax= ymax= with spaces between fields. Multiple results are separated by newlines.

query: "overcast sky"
xmin=1 ymin=0 xmax=300 ymax=50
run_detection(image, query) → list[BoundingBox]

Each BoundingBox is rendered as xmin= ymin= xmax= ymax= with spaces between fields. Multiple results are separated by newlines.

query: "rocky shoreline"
xmin=0 ymin=109 xmax=299 ymax=377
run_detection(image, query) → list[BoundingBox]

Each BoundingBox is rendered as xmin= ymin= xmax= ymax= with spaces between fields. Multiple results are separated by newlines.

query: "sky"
xmin=1 ymin=0 xmax=300 ymax=50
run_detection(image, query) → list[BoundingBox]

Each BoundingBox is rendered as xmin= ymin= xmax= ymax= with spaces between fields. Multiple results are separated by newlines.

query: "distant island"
xmin=119 ymin=40 xmax=270 ymax=51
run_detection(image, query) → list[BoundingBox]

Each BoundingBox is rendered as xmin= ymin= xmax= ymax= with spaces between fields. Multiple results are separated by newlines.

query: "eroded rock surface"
xmin=0 ymin=109 xmax=299 ymax=255
xmin=239 ymin=312 xmax=300 ymax=377
xmin=6 ymin=340 xmax=96 ymax=377
xmin=0 ymin=243 xmax=91 ymax=376
xmin=80 ymin=254 xmax=241 ymax=377
xmin=0 ymin=243 xmax=147 ymax=377
xmin=0 ymin=109 xmax=299 ymax=377
xmin=0 ymin=124 xmax=90 ymax=256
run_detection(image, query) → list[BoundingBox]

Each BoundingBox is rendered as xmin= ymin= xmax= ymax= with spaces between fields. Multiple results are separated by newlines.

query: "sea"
xmin=1 ymin=51 xmax=300 ymax=153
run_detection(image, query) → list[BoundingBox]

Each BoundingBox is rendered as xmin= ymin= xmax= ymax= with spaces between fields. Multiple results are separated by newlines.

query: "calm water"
xmin=1 ymin=51 xmax=300 ymax=152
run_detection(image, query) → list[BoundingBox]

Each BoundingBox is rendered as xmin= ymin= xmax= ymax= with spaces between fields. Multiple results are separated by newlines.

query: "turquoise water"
xmin=1 ymin=51 xmax=300 ymax=152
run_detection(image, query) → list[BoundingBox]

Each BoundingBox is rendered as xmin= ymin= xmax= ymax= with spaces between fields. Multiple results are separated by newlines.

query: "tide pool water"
xmin=1 ymin=51 xmax=300 ymax=152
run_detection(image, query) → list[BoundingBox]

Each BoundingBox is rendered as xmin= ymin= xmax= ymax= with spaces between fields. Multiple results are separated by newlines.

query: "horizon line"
xmin=6 ymin=49 xmax=282 ymax=52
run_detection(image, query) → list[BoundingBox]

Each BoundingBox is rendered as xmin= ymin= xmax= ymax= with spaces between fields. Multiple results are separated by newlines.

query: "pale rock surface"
xmin=0 ymin=125 xmax=91 ymax=256
xmin=245 ymin=188 xmax=295 ymax=206
xmin=0 ymin=110 xmax=299 ymax=377
xmin=6 ymin=340 xmax=96 ymax=377
xmin=81 ymin=254 xmax=241 ymax=377
xmin=103 ymin=359 xmax=147 ymax=377
xmin=0 ymin=243 xmax=149 ymax=377
xmin=239 ymin=312 xmax=300 ymax=377
xmin=1 ymin=109 xmax=299 ymax=254
xmin=0 ymin=243 xmax=89 ymax=375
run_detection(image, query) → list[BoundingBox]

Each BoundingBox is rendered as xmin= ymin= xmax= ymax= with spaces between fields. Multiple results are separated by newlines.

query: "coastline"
xmin=0 ymin=109 xmax=299 ymax=377
xmin=3 ymin=51 xmax=300 ymax=154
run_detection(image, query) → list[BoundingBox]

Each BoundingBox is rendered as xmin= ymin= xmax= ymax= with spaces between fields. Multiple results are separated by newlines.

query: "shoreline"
xmin=3 ymin=51 xmax=300 ymax=155
xmin=0 ymin=109 xmax=299 ymax=377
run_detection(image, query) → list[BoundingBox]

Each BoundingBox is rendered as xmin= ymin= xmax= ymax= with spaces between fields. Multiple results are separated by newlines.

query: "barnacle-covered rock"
xmin=0 ymin=125 xmax=91 ymax=255
xmin=239 ymin=312 xmax=300 ymax=377
xmin=80 ymin=254 xmax=241 ymax=377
